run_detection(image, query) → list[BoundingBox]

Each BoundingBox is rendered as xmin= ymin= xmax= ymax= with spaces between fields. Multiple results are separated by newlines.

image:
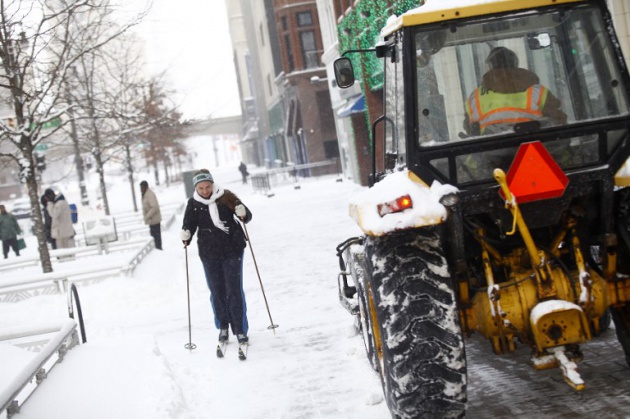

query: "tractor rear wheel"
xmin=611 ymin=304 xmax=630 ymax=366
xmin=346 ymin=246 xmax=380 ymax=372
xmin=613 ymin=189 xmax=630 ymax=366
xmin=364 ymin=227 xmax=467 ymax=418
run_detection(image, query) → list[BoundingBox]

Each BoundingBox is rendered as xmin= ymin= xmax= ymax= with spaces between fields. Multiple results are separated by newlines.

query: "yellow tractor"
xmin=334 ymin=0 xmax=630 ymax=417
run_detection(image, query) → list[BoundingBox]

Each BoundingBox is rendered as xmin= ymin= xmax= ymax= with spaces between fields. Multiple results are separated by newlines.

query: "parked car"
xmin=9 ymin=198 xmax=32 ymax=219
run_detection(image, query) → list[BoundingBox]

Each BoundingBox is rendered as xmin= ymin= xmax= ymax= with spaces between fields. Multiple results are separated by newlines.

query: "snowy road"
xmin=466 ymin=327 xmax=630 ymax=418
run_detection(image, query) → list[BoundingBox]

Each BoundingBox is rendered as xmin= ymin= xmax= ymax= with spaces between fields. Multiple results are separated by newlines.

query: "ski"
xmin=238 ymin=343 xmax=248 ymax=360
xmin=216 ymin=341 xmax=227 ymax=358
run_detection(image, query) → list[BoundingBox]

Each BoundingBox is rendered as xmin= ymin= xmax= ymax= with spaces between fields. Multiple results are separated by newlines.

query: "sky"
xmin=128 ymin=0 xmax=241 ymax=120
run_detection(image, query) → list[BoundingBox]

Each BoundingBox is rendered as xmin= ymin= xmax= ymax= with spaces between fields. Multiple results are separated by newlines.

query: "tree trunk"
xmin=95 ymin=152 xmax=110 ymax=215
xmin=125 ymin=143 xmax=138 ymax=212
xmin=24 ymin=157 xmax=53 ymax=273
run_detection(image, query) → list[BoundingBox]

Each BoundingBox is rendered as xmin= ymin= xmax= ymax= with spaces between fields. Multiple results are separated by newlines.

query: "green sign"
xmin=41 ymin=118 xmax=61 ymax=129
xmin=30 ymin=117 xmax=61 ymax=131
xmin=35 ymin=143 xmax=48 ymax=151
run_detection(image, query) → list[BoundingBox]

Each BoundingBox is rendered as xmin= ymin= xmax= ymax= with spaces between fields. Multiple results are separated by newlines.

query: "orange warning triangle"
xmin=502 ymin=141 xmax=568 ymax=204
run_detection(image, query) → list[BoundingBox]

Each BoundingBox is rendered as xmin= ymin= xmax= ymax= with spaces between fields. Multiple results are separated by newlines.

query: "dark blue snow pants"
xmin=200 ymin=252 xmax=248 ymax=336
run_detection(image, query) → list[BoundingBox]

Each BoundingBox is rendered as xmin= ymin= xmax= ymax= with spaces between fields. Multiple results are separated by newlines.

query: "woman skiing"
xmin=180 ymin=169 xmax=252 ymax=346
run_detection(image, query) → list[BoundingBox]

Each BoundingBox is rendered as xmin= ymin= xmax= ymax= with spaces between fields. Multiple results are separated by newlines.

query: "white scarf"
xmin=193 ymin=185 xmax=229 ymax=233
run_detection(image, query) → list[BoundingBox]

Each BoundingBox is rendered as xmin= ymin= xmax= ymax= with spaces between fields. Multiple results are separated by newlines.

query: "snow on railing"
xmin=0 ymin=237 xmax=153 ymax=273
xmin=0 ymin=320 xmax=79 ymax=418
xmin=0 ymin=202 xmax=185 ymax=303
xmin=0 ymin=237 xmax=155 ymax=303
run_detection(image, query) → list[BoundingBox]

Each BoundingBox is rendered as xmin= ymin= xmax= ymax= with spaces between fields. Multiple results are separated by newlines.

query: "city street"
xmin=466 ymin=329 xmax=630 ymax=417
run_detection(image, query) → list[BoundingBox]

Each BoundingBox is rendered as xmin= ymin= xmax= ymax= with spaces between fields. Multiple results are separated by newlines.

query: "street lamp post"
xmin=68 ymin=66 xmax=89 ymax=206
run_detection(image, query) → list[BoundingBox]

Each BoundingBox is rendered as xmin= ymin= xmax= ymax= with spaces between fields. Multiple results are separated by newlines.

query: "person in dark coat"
xmin=41 ymin=194 xmax=57 ymax=249
xmin=238 ymin=162 xmax=249 ymax=184
xmin=0 ymin=204 xmax=22 ymax=258
xmin=181 ymin=169 xmax=253 ymax=344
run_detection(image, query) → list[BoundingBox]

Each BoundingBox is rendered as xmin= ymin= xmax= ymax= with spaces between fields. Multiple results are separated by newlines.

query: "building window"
xmin=285 ymin=34 xmax=294 ymax=72
xmin=324 ymin=140 xmax=340 ymax=159
xmin=297 ymin=11 xmax=313 ymax=27
xmin=281 ymin=15 xmax=288 ymax=31
xmin=300 ymin=31 xmax=318 ymax=68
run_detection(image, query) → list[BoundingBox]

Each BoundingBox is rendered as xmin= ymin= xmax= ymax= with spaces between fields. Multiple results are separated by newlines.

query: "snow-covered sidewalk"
xmin=1 ymin=175 xmax=389 ymax=418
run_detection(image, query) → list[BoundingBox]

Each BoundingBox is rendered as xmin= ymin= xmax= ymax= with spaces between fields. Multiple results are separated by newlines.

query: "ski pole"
xmin=184 ymin=245 xmax=197 ymax=351
xmin=240 ymin=218 xmax=279 ymax=334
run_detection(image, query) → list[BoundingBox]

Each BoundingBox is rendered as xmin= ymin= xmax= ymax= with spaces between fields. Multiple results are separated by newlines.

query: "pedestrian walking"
xmin=44 ymin=189 xmax=76 ymax=249
xmin=0 ymin=204 xmax=22 ymax=259
xmin=40 ymin=194 xmax=57 ymax=249
xmin=238 ymin=161 xmax=249 ymax=184
xmin=180 ymin=168 xmax=252 ymax=345
xmin=140 ymin=180 xmax=162 ymax=250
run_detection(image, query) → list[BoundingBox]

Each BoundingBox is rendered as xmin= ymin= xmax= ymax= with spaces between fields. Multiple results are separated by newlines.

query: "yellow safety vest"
xmin=466 ymin=84 xmax=548 ymax=134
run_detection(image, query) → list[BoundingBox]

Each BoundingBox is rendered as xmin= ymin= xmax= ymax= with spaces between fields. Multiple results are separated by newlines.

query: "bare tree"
xmin=66 ymin=50 xmax=119 ymax=216
xmin=101 ymin=34 xmax=151 ymax=213
xmin=136 ymin=77 xmax=185 ymax=188
xmin=79 ymin=37 xmax=185 ymax=214
xmin=0 ymin=0 xmax=148 ymax=273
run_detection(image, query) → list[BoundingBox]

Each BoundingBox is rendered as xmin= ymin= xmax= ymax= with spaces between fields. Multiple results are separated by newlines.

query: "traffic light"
xmin=35 ymin=153 xmax=46 ymax=172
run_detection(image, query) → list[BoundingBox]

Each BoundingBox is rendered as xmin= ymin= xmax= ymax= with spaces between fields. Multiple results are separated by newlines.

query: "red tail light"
xmin=377 ymin=195 xmax=413 ymax=217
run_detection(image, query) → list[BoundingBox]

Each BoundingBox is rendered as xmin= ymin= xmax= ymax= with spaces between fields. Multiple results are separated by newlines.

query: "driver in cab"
xmin=464 ymin=47 xmax=567 ymax=136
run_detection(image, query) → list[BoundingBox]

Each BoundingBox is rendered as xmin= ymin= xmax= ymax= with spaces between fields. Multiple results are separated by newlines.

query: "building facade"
xmin=274 ymin=0 xmax=338 ymax=173
xmin=225 ymin=0 xmax=339 ymax=174
xmin=224 ymin=1 xmax=263 ymax=166
xmin=315 ymin=0 xmax=364 ymax=184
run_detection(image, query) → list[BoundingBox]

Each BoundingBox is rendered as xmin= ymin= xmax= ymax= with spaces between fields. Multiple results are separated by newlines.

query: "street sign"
xmin=35 ymin=143 xmax=48 ymax=151
xmin=41 ymin=118 xmax=61 ymax=129
xmin=29 ymin=117 xmax=61 ymax=131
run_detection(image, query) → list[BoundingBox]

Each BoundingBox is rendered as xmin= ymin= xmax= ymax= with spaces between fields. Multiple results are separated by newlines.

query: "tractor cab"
xmin=335 ymin=0 xmax=630 ymax=187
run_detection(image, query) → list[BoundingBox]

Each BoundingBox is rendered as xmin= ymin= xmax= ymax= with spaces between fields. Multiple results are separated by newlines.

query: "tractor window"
xmin=413 ymin=4 xmax=630 ymax=147
xmin=383 ymin=35 xmax=406 ymax=170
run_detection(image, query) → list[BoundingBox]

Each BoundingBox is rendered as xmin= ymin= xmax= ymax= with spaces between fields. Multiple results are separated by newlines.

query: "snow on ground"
xmin=0 ymin=137 xmax=390 ymax=418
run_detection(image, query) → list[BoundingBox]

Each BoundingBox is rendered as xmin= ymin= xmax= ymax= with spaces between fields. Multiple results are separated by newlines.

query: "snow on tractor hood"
xmin=349 ymin=169 xmax=459 ymax=236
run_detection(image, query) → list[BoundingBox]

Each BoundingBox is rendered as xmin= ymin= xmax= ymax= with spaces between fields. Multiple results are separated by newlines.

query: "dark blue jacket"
xmin=182 ymin=189 xmax=252 ymax=259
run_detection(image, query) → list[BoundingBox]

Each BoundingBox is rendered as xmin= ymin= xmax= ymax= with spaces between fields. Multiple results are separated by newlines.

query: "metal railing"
xmin=0 ymin=320 xmax=79 ymax=418
xmin=67 ymin=283 xmax=87 ymax=344
xmin=0 ymin=237 xmax=155 ymax=303
xmin=0 ymin=282 xmax=87 ymax=418
xmin=251 ymin=159 xmax=340 ymax=195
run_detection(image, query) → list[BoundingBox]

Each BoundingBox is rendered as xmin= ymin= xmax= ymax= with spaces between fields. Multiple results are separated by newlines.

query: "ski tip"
xmin=216 ymin=344 xmax=225 ymax=358
xmin=238 ymin=343 xmax=248 ymax=361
